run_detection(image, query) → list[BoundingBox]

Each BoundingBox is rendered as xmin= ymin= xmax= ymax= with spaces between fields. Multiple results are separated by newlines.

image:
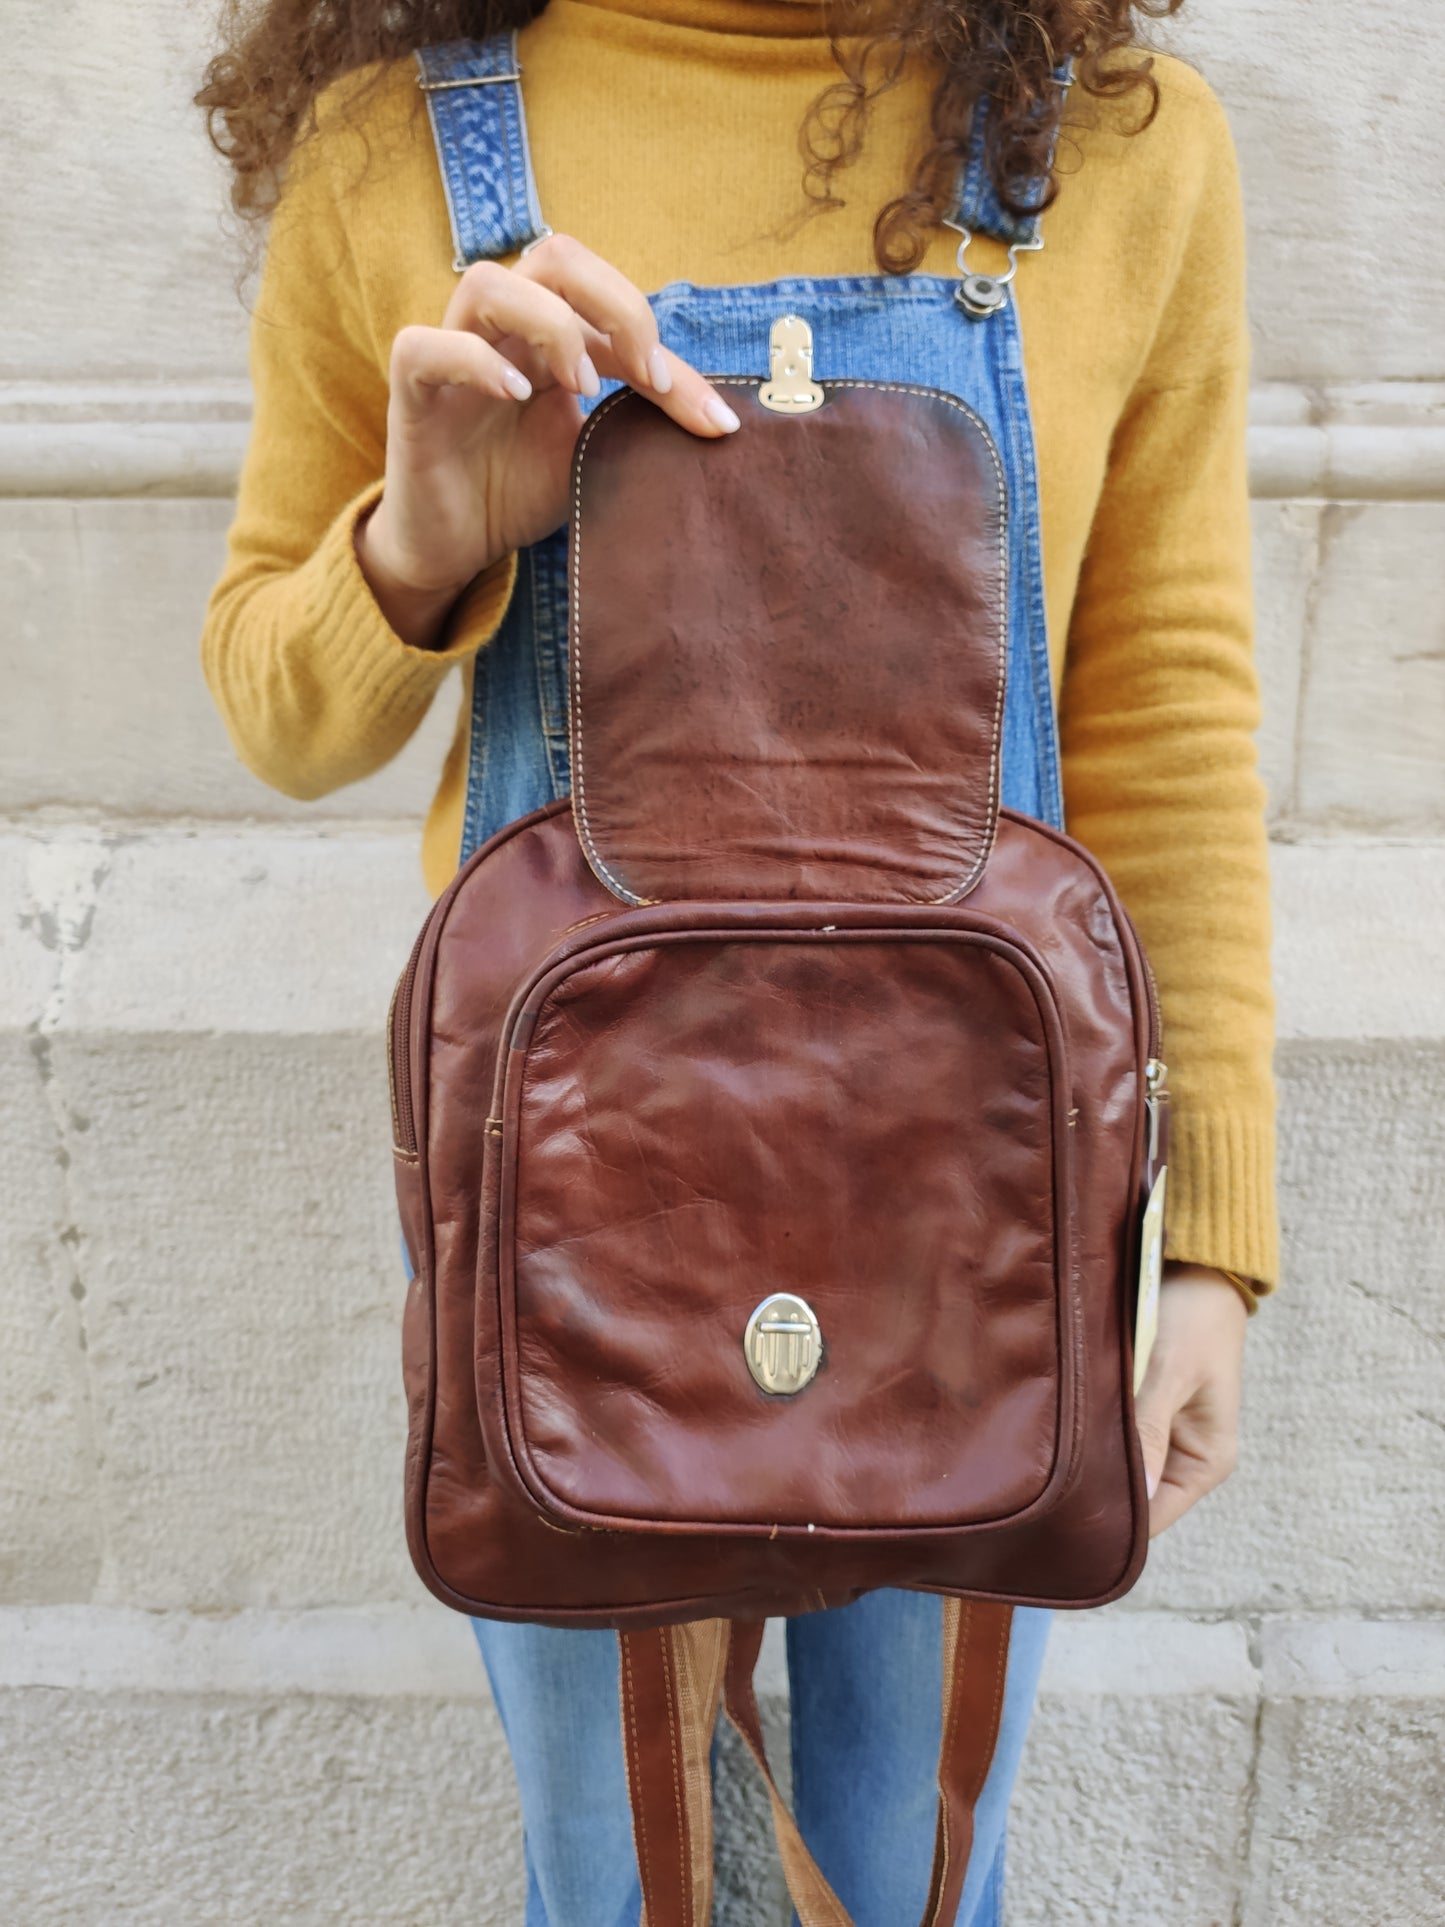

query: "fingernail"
xmin=501 ymin=364 xmax=533 ymax=402
xmin=648 ymin=346 xmax=673 ymax=395
xmin=705 ymin=395 xmax=741 ymax=434
xmin=575 ymin=352 xmax=601 ymax=399
xmin=1146 ymin=1468 xmax=1160 ymax=1500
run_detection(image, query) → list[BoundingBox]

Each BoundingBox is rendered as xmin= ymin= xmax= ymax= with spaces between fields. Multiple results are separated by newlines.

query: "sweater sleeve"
xmin=200 ymin=99 xmax=515 ymax=803
xmin=1058 ymin=79 xmax=1278 ymax=1294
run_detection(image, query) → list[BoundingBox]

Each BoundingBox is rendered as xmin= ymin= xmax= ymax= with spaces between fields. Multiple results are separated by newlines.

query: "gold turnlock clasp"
xmin=758 ymin=315 xmax=825 ymax=415
xmin=744 ymin=1294 xmax=822 ymax=1395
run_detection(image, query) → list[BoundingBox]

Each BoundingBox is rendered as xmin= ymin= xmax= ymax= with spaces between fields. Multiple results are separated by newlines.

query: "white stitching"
xmin=569 ymin=389 xmax=647 ymax=903
xmin=660 ymin=1631 xmax=694 ymax=1927
xmin=568 ymin=377 xmax=1009 ymax=907
xmin=619 ymin=1639 xmax=657 ymax=1927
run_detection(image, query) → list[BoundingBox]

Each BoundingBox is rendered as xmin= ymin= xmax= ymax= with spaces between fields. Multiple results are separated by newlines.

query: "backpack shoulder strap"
xmin=415 ymin=33 xmax=550 ymax=269
xmin=619 ymin=1603 xmax=1014 ymax=1927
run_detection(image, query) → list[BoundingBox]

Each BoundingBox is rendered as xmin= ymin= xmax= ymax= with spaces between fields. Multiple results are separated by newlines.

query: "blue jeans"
xmin=472 ymin=1592 xmax=1051 ymax=1926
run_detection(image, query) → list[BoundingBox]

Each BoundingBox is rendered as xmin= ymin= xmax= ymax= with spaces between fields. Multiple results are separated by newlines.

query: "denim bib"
xmin=415 ymin=31 xmax=1066 ymax=861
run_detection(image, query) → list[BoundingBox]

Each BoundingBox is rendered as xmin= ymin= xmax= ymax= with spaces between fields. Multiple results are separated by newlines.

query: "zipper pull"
xmin=1144 ymin=1058 xmax=1169 ymax=1174
xmin=1134 ymin=1058 xmax=1171 ymax=1394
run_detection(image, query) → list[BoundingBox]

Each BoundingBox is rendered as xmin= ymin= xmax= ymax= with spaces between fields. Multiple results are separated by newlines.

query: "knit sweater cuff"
xmin=1163 ymin=1106 xmax=1279 ymax=1305
xmin=303 ymin=480 xmax=518 ymax=719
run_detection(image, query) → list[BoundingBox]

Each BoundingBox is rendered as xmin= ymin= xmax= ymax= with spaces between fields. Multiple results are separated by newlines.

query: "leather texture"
xmin=392 ymin=380 xmax=1156 ymax=1629
xmin=614 ymin=1604 xmax=1015 ymax=1927
xmin=502 ymin=920 xmax=1071 ymax=1536
xmin=395 ymin=805 xmax=1154 ymax=1624
xmin=569 ymin=382 xmax=1007 ymax=906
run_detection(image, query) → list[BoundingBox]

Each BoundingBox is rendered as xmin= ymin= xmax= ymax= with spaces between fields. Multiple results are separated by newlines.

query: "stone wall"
xmin=1 ymin=2 xmax=1442 ymax=1921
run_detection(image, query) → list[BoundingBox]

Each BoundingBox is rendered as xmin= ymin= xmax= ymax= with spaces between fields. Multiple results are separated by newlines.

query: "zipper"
xmin=388 ymin=922 xmax=428 ymax=1155
xmin=492 ymin=913 xmax=1088 ymax=1532
xmin=1111 ymin=900 xmax=1167 ymax=1162
xmin=1110 ymin=898 xmax=1162 ymax=1061
xmin=384 ymin=801 xmax=582 ymax=1163
xmin=1144 ymin=1053 xmax=1169 ymax=1169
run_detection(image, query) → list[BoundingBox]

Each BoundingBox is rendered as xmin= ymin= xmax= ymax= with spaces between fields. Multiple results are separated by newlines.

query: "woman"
xmin=198 ymin=1 xmax=1276 ymax=1920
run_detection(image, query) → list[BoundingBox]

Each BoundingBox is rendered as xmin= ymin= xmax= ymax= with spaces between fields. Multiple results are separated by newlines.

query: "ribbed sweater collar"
xmin=561 ymin=0 xmax=897 ymax=40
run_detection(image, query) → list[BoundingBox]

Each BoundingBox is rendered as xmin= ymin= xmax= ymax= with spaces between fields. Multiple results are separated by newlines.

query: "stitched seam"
xmin=620 ymin=1639 xmax=657 ymax=1927
xmin=385 ymin=973 xmax=403 ymax=1146
xmin=968 ymin=1618 xmax=1011 ymax=1805
xmin=496 ymin=34 xmax=524 ymax=245
xmin=671 ymin=1625 xmax=719 ymax=1923
xmin=660 ymin=1632 xmax=693 ymax=1927
xmin=568 ymin=379 xmax=1007 ymax=907
xmin=416 ymin=53 xmax=469 ymax=272
xmin=447 ymin=67 xmax=483 ymax=264
xmin=932 ymin=1598 xmax=970 ymax=1925
xmin=508 ymin=27 xmax=548 ymax=240
xmin=531 ymin=541 xmax=571 ymax=792
xmin=569 ymin=390 xmax=648 ymax=903
xmin=447 ymin=38 xmax=512 ymax=263
xmin=995 ymin=304 xmax=1062 ymax=829
xmin=461 ymin=654 xmax=489 ymax=861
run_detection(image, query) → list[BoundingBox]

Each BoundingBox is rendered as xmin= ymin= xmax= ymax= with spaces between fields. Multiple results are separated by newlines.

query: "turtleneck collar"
xmin=560 ymin=0 xmax=900 ymax=39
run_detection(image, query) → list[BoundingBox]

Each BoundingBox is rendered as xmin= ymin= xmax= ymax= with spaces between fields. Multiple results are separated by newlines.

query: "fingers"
xmin=1136 ymin=1353 xmax=1240 ymax=1538
xmin=1133 ymin=1381 xmax=1174 ymax=1508
xmin=621 ymin=339 xmax=742 ymax=438
xmin=515 ymin=233 xmax=662 ymax=389
xmin=390 ymin=323 xmax=536 ymax=408
xmin=444 ymin=239 xmax=740 ymax=438
xmin=1134 ymin=1268 xmax=1248 ymax=1538
xmin=1147 ymin=1427 xmax=1238 ymax=1537
xmin=443 ymin=261 xmax=599 ymax=398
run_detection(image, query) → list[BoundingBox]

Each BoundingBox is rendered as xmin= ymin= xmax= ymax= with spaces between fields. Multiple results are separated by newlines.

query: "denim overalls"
xmin=417 ymin=33 xmax=1064 ymax=1927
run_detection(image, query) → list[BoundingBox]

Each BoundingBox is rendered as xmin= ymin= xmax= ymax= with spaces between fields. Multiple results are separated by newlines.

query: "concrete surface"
xmin=4 ymin=1607 xmax=1441 ymax=1924
xmin=3 ymin=0 xmax=1445 ymax=1919
xmin=0 ymin=499 xmax=460 ymax=823
xmin=2 ymin=478 xmax=1441 ymax=830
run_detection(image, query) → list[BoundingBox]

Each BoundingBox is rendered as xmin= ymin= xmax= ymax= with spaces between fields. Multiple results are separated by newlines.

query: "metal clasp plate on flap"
xmin=758 ymin=315 xmax=825 ymax=415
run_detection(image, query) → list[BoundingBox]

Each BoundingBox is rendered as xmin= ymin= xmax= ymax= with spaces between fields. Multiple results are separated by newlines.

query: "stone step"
xmin=0 ymin=1605 xmax=1440 ymax=1925
xmin=1 ymin=480 xmax=1443 ymax=835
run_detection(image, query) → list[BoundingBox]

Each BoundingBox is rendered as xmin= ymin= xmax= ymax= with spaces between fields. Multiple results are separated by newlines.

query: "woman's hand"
xmin=355 ymin=234 xmax=741 ymax=648
xmin=1134 ymin=1263 xmax=1249 ymax=1536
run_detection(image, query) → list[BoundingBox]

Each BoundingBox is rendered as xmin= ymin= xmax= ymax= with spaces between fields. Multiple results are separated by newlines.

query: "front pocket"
xmin=489 ymin=918 xmax=1077 ymax=1540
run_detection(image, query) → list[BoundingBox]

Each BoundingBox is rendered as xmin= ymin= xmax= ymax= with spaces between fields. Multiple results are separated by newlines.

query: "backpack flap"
xmin=567 ymin=368 xmax=1009 ymax=905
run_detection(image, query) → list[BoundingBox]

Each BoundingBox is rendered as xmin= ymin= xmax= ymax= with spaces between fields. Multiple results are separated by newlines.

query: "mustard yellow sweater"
xmin=201 ymin=0 xmax=1278 ymax=1291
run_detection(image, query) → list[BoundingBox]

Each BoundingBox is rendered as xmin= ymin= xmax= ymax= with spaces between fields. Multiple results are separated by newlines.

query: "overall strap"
xmin=416 ymin=33 xmax=550 ymax=269
xmin=619 ymin=1604 xmax=1014 ymax=1927
xmin=949 ymin=58 xmax=1075 ymax=245
xmin=946 ymin=60 xmax=1074 ymax=316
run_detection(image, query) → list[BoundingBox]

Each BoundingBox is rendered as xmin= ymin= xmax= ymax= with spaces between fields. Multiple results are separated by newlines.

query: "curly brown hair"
xmin=196 ymin=0 xmax=1180 ymax=274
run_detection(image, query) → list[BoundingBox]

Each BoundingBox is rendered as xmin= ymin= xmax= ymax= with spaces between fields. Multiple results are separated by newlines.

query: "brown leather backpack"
xmin=391 ymin=358 xmax=1167 ymax=1924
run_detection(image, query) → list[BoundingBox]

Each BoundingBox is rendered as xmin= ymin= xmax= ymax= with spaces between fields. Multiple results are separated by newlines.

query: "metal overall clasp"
xmin=944 ymin=219 xmax=1045 ymax=320
xmin=758 ymin=314 xmax=826 ymax=414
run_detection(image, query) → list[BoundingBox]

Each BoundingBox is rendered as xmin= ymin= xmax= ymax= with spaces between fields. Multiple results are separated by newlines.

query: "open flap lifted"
xmin=568 ymin=376 xmax=1009 ymax=905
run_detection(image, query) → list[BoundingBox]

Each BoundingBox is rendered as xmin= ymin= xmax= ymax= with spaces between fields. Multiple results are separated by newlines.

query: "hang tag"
xmin=1133 ymin=1166 xmax=1167 ymax=1394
